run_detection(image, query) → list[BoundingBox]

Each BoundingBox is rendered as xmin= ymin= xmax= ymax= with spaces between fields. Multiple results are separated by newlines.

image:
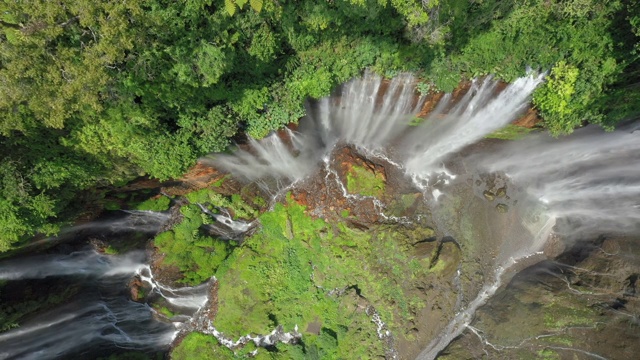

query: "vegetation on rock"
xmin=154 ymin=203 xmax=235 ymax=285
xmin=167 ymin=192 xmax=444 ymax=358
xmin=0 ymin=0 xmax=638 ymax=259
xmin=345 ymin=165 xmax=386 ymax=198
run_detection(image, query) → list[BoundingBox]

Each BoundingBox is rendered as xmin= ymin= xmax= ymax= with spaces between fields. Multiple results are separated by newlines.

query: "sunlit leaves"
xmin=225 ymin=0 xmax=264 ymax=15
xmin=248 ymin=24 xmax=278 ymax=61
xmin=154 ymin=204 xmax=235 ymax=285
xmin=224 ymin=0 xmax=236 ymax=16
xmin=535 ymin=61 xmax=580 ymax=118
xmin=194 ymin=42 xmax=233 ymax=86
xmin=250 ymin=0 xmax=263 ymax=13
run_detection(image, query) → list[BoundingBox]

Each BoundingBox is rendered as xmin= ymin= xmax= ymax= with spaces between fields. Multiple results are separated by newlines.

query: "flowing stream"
xmin=0 ymin=250 xmax=181 ymax=360
xmin=0 ymin=212 xmax=210 ymax=360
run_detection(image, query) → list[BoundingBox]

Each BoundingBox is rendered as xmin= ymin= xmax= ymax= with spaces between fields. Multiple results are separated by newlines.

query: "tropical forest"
xmin=0 ymin=0 xmax=639 ymax=359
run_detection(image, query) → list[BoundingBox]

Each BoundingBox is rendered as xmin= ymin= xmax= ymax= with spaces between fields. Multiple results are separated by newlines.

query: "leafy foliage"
xmin=534 ymin=61 xmax=582 ymax=134
xmin=0 ymin=160 xmax=59 ymax=250
xmin=172 ymin=332 xmax=234 ymax=360
xmin=135 ymin=196 xmax=171 ymax=212
xmin=190 ymin=195 xmax=439 ymax=358
xmin=154 ymin=204 xmax=234 ymax=285
xmin=185 ymin=188 xmax=257 ymax=219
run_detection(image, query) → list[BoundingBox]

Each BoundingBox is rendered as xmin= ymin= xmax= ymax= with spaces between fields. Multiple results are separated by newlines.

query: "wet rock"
xmin=624 ymin=274 xmax=638 ymax=296
xmin=89 ymin=238 xmax=108 ymax=253
xmin=483 ymin=190 xmax=495 ymax=201
xmin=306 ymin=321 xmax=322 ymax=335
xmin=513 ymin=107 xmax=541 ymax=128
xmin=417 ymin=91 xmax=446 ymax=117
xmin=495 ymin=187 xmax=507 ymax=198
xmin=495 ymin=203 xmax=508 ymax=213
xmin=128 ymin=277 xmax=145 ymax=301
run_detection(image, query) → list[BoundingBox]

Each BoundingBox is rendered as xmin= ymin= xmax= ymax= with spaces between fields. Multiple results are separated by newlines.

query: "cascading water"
xmin=5 ymin=70 xmax=640 ymax=360
xmin=314 ymin=70 xmax=424 ymax=150
xmin=213 ymin=131 xmax=321 ymax=184
xmin=197 ymin=204 xmax=254 ymax=240
xmin=205 ymin=70 xmax=640 ymax=359
xmin=0 ymin=213 xmax=212 ymax=360
xmin=209 ymin=71 xmax=543 ymax=192
xmin=0 ymin=250 xmax=146 ymax=280
xmin=402 ymin=74 xmax=545 ymax=180
xmin=0 ymin=250 xmax=182 ymax=359
xmin=208 ymin=71 xmax=424 ymax=189
xmin=0 ymin=284 xmax=177 ymax=360
xmin=478 ymin=126 xmax=640 ymax=238
xmin=14 ymin=210 xmax=171 ymax=253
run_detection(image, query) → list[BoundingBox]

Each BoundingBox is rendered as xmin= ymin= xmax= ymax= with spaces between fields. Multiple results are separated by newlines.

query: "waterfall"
xmin=313 ymin=70 xmax=424 ymax=150
xmin=416 ymin=214 xmax=556 ymax=360
xmin=212 ymin=131 xmax=321 ymax=184
xmin=208 ymin=71 xmax=424 ymax=187
xmin=206 ymin=71 xmax=640 ymax=359
xmin=209 ymin=71 xmax=543 ymax=190
xmin=8 ymin=71 xmax=640 ymax=360
xmin=478 ymin=126 xmax=640 ymax=239
xmin=0 ymin=249 xmax=212 ymax=359
xmin=197 ymin=204 xmax=254 ymax=240
xmin=403 ymin=74 xmax=544 ymax=179
xmin=0 ymin=250 xmax=146 ymax=280
xmin=0 ymin=296 xmax=176 ymax=360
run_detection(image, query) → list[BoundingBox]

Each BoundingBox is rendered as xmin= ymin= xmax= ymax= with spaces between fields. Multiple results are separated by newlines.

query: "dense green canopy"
xmin=0 ymin=0 xmax=638 ymax=249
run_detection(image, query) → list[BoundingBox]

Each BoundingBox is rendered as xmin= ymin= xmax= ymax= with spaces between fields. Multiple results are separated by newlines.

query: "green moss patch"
xmin=172 ymin=333 xmax=235 ymax=360
xmin=485 ymin=124 xmax=533 ymax=140
xmin=346 ymin=165 xmax=386 ymax=198
xmin=202 ymin=196 xmax=437 ymax=358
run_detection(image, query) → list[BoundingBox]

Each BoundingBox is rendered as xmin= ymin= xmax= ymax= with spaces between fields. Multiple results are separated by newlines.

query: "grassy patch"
xmin=172 ymin=333 xmax=235 ymax=360
xmin=542 ymin=299 xmax=597 ymax=330
xmin=252 ymin=196 xmax=267 ymax=208
xmin=537 ymin=349 xmax=560 ymax=360
xmin=388 ymin=193 xmax=419 ymax=217
xmin=485 ymin=124 xmax=534 ymax=140
xmin=212 ymin=175 xmax=229 ymax=188
xmin=155 ymin=306 xmax=176 ymax=319
xmin=202 ymin=195 xmax=436 ymax=358
xmin=103 ymin=245 xmax=119 ymax=255
xmin=346 ymin=165 xmax=385 ymax=198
